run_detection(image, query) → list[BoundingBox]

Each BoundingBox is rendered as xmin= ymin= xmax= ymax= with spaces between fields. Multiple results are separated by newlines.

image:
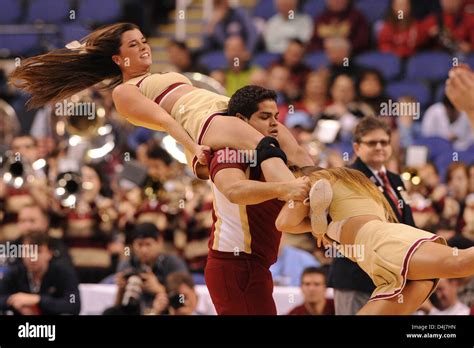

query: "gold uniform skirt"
xmin=330 ymin=219 xmax=447 ymax=302
xmin=170 ymin=89 xmax=229 ymax=176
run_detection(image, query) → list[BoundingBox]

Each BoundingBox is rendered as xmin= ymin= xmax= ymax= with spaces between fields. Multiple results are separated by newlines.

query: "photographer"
xmin=152 ymin=272 xmax=202 ymax=315
xmin=104 ymin=223 xmax=188 ymax=315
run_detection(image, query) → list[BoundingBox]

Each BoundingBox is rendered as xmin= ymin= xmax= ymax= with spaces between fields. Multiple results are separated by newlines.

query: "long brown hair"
xmin=9 ymin=22 xmax=139 ymax=108
xmin=308 ymin=167 xmax=399 ymax=223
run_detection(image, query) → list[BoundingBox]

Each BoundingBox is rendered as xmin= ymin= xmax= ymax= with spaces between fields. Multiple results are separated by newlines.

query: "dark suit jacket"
xmin=0 ymin=258 xmax=81 ymax=315
xmin=327 ymin=157 xmax=416 ymax=293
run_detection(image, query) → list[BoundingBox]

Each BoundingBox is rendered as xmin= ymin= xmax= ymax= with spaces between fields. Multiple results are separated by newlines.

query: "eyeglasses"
xmin=359 ymin=140 xmax=390 ymax=147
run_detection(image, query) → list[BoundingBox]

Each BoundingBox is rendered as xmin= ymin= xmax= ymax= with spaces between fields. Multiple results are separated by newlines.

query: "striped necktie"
xmin=378 ymin=171 xmax=403 ymax=216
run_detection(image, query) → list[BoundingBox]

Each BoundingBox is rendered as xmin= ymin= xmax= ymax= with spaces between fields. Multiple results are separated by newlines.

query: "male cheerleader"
xmin=204 ymin=86 xmax=311 ymax=314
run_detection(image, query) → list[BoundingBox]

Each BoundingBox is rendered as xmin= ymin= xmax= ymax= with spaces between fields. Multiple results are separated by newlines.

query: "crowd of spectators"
xmin=0 ymin=0 xmax=473 ymax=315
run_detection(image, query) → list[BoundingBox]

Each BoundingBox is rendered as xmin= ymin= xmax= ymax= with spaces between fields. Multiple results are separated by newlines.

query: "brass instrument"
xmin=52 ymin=90 xmax=116 ymax=206
xmin=53 ymin=91 xmax=115 ymax=162
xmin=54 ymin=170 xmax=83 ymax=207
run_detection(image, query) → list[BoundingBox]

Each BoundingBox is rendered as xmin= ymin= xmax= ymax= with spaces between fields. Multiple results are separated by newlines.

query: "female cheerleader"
xmin=10 ymin=23 xmax=312 ymax=182
xmin=276 ymin=167 xmax=474 ymax=315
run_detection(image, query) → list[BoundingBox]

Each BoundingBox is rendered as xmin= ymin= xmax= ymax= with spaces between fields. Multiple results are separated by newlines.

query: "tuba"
xmin=52 ymin=90 xmax=116 ymax=162
xmin=52 ymin=90 xmax=115 ymax=206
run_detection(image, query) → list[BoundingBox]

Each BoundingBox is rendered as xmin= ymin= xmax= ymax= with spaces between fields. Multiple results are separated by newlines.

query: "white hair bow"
xmin=65 ymin=40 xmax=86 ymax=51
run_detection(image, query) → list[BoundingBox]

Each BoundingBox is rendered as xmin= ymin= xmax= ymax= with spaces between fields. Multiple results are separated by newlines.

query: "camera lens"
xmin=10 ymin=161 xmax=23 ymax=177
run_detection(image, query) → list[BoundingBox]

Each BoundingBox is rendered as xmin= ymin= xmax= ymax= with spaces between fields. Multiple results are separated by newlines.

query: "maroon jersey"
xmin=207 ymin=148 xmax=284 ymax=267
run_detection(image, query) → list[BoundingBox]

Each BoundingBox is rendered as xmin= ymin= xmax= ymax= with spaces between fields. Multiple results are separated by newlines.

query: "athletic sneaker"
xmin=308 ymin=179 xmax=333 ymax=235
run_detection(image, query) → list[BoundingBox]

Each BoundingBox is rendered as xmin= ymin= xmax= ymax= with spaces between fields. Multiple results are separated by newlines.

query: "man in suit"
xmin=0 ymin=231 xmax=81 ymax=315
xmin=328 ymin=116 xmax=415 ymax=315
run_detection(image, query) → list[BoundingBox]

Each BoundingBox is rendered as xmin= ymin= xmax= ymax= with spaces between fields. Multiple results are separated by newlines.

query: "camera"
xmin=120 ymin=264 xmax=150 ymax=314
xmin=168 ymin=292 xmax=185 ymax=310
xmin=122 ymin=264 xmax=150 ymax=280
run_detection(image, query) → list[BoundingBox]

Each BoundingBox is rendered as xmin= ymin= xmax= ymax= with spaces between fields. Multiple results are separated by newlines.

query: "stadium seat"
xmin=386 ymin=80 xmax=431 ymax=108
xmin=0 ymin=0 xmax=23 ymax=24
xmin=465 ymin=54 xmax=474 ymax=70
xmin=26 ymin=0 xmax=72 ymax=23
xmin=253 ymin=0 xmax=277 ymax=19
xmin=434 ymin=145 xmax=474 ymax=182
xmin=0 ymin=33 xmax=40 ymax=56
xmin=355 ymin=0 xmax=390 ymax=24
xmin=252 ymin=52 xmax=279 ymax=68
xmin=77 ymin=0 xmax=122 ymax=23
xmin=355 ymin=51 xmax=401 ymax=81
xmin=199 ymin=51 xmax=227 ymax=71
xmin=327 ymin=141 xmax=354 ymax=158
xmin=303 ymin=0 xmax=326 ymax=18
xmin=127 ymin=127 xmax=154 ymax=151
xmin=434 ymin=152 xmax=457 ymax=182
xmin=458 ymin=144 xmax=474 ymax=164
xmin=304 ymin=52 xmax=329 ymax=70
xmin=406 ymin=52 xmax=453 ymax=81
xmin=435 ymin=82 xmax=446 ymax=102
xmin=38 ymin=32 xmax=61 ymax=50
xmin=61 ymin=24 xmax=91 ymax=46
xmin=413 ymin=136 xmax=453 ymax=162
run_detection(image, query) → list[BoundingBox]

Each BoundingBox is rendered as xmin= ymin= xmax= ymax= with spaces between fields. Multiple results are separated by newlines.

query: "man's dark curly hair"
xmin=227 ymin=85 xmax=277 ymax=120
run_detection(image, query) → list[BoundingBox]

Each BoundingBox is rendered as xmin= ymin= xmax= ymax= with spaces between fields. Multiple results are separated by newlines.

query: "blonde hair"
xmin=308 ymin=167 xmax=399 ymax=223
